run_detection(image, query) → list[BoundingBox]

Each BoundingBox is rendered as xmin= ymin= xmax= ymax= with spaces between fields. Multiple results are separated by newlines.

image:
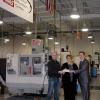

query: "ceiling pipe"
xmin=1 ymin=28 xmax=100 ymax=37
xmin=3 ymin=13 xmax=100 ymax=24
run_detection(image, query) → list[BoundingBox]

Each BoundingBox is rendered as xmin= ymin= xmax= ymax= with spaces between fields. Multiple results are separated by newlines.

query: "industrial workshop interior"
xmin=0 ymin=0 xmax=100 ymax=100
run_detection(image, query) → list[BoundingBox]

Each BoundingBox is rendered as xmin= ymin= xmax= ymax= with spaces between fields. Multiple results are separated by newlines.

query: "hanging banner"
xmin=0 ymin=0 xmax=33 ymax=23
xmin=45 ymin=0 xmax=56 ymax=16
xmin=76 ymin=32 xmax=82 ymax=40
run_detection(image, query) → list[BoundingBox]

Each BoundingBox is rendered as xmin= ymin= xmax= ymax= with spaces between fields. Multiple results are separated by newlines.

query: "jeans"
xmin=47 ymin=77 xmax=60 ymax=100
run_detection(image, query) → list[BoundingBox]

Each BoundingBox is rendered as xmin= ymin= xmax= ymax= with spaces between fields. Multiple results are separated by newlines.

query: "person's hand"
xmin=58 ymin=70 xmax=66 ymax=75
xmin=58 ymin=71 xmax=64 ymax=74
xmin=70 ymin=70 xmax=75 ymax=73
xmin=58 ymin=70 xmax=65 ymax=74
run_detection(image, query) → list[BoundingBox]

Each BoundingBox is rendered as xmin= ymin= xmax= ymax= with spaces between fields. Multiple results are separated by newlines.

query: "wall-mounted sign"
xmin=0 ymin=0 xmax=33 ymax=23
xmin=32 ymin=39 xmax=43 ymax=53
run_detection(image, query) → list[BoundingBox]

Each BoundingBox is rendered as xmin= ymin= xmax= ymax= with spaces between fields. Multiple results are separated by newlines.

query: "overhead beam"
xmin=3 ymin=14 xmax=100 ymax=24
xmin=41 ymin=14 xmax=100 ymax=21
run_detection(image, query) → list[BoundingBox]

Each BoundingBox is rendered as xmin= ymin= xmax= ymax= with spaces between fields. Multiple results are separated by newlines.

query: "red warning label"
xmin=3 ymin=0 xmax=14 ymax=7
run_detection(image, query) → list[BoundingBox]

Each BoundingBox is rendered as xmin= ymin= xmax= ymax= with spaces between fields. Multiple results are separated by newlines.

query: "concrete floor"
xmin=0 ymin=75 xmax=100 ymax=100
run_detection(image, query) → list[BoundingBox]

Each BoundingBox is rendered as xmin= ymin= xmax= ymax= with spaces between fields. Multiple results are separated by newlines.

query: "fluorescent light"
xmin=5 ymin=39 xmax=10 ymax=42
xmin=55 ymin=42 xmax=59 ymax=45
xmin=22 ymin=43 xmax=26 ymax=45
xmin=88 ymin=33 xmax=93 ymax=39
xmin=4 ymin=38 xmax=10 ymax=43
xmin=81 ymin=28 xmax=88 ymax=32
xmin=88 ymin=36 xmax=93 ymax=39
xmin=91 ymin=41 xmax=95 ymax=44
xmin=25 ymin=31 xmax=32 ymax=35
xmin=81 ymin=24 xmax=89 ymax=32
xmin=88 ymin=35 xmax=93 ymax=39
xmin=91 ymin=40 xmax=95 ymax=44
xmin=70 ymin=14 xmax=80 ymax=19
xmin=70 ymin=8 xmax=80 ymax=19
xmin=48 ymin=37 xmax=54 ymax=40
xmin=25 ymin=27 xmax=32 ymax=35
xmin=0 ymin=20 xmax=3 ymax=25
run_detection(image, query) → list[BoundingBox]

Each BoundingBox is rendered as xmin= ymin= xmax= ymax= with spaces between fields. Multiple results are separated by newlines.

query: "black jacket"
xmin=47 ymin=60 xmax=60 ymax=78
xmin=61 ymin=62 xmax=78 ymax=87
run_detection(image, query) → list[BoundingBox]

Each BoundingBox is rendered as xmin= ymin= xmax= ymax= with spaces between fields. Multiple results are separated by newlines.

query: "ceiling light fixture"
xmin=82 ymin=28 xmax=88 ymax=32
xmin=0 ymin=13 xmax=3 ymax=25
xmin=81 ymin=24 xmax=88 ymax=32
xmin=88 ymin=33 xmax=93 ymax=39
xmin=70 ymin=8 xmax=80 ymax=19
xmin=82 ymin=2 xmax=89 ymax=32
xmin=0 ymin=20 xmax=3 ymax=25
xmin=55 ymin=42 xmax=59 ymax=45
xmin=25 ymin=31 xmax=32 ymax=35
xmin=91 ymin=39 xmax=95 ymax=44
xmin=48 ymin=36 xmax=54 ymax=40
xmin=22 ymin=43 xmax=27 ymax=46
xmin=25 ymin=26 xmax=32 ymax=35
xmin=4 ymin=38 xmax=10 ymax=43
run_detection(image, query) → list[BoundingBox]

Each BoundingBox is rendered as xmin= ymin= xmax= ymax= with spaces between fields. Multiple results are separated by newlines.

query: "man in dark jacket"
xmin=47 ymin=51 xmax=60 ymax=100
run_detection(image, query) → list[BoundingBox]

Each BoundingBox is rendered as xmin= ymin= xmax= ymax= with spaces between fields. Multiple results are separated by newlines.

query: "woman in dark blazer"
xmin=60 ymin=55 xmax=78 ymax=100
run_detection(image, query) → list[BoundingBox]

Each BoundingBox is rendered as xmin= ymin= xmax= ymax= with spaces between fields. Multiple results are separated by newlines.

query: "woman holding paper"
xmin=59 ymin=55 xmax=78 ymax=100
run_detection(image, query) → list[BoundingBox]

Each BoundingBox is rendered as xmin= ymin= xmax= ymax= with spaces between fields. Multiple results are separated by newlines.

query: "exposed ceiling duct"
xmin=0 ymin=0 xmax=100 ymax=35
